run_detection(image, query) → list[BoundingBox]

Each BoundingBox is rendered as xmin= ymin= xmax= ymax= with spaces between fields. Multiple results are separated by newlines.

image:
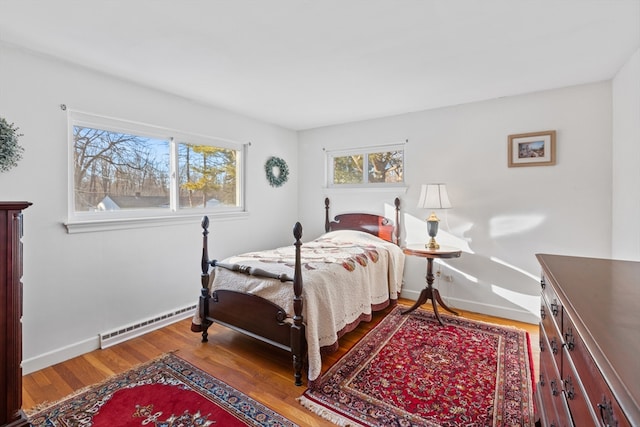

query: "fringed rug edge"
xmin=297 ymin=396 xmax=365 ymax=427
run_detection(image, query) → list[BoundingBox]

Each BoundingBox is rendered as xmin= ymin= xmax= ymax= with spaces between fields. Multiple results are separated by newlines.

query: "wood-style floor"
xmin=22 ymin=300 xmax=539 ymax=426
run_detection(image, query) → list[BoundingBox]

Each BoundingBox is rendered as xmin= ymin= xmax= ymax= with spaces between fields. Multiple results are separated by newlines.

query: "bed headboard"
xmin=324 ymin=197 xmax=400 ymax=245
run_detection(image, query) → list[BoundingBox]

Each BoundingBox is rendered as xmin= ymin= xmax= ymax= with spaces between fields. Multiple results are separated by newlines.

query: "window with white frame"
xmin=68 ymin=111 xmax=245 ymax=226
xmin=327 ymin=144 xmax=405 ymax=187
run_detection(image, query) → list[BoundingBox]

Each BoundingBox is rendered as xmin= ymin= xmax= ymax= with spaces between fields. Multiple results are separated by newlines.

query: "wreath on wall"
xmin=0 ymin=117 xmax=25 ymax=173
xmin=264 ymin=156 xmax=289 ymax=187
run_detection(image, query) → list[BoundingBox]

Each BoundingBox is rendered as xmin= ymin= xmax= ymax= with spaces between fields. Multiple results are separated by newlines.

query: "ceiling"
xmin=1 ymin=1 xmax=639 ymax=130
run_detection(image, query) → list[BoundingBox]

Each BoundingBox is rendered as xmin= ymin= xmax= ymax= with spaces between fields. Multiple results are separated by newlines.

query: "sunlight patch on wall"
xmin=490 ymin=285 xmax=539 ymax=316
xmin=489 ymin=214 xmax=545 ymax=239
xmin=439 ymin=262 xmax=479 ymax=283
xmin=490 ymin=256 xmax=539 ymax=281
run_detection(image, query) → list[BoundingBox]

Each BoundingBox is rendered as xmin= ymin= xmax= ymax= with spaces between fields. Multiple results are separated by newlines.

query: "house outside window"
xmin=67 ymin=111 xmax=245 ymax=230
xmin=327 ymin=144 xmax=405 ymax=187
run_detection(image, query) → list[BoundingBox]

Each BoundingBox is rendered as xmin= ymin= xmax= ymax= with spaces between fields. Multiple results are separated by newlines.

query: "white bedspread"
xmin=193 ymin=229 xmax=405 ymax=382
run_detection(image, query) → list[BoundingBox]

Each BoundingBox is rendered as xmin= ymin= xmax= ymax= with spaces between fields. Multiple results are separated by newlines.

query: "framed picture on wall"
xmin=508 ymin=130 xmax=556 ymax=167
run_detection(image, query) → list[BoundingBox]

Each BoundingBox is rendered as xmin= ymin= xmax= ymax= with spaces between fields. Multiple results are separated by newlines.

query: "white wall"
xmin=0 ymin=38 xmax=628 ymax=371
xmin=612 ymin=48 xmax=640 ymax=260
xmin=0 ymin=43 xmax=299 ymax=373
xmin=298 ymin=82 xmax=613 ymax=324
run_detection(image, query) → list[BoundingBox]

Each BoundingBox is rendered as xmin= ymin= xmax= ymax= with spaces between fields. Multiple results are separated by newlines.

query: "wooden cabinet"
xmin=535 ymin=254 xmax=639 ymax=427
xmin=1 ymin=202 xmax=31 ymax=427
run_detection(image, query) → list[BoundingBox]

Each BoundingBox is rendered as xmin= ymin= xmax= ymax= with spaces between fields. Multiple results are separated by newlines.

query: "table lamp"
xmin=417 ymin=184 xmax=451 ymax=250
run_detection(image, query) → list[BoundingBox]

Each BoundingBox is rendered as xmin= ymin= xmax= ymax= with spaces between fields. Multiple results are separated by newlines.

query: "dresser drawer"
xmin=562 ymin=313 xmax=631 ymax=427
xmin=541 ymin=283 xmax=563 ymax=328
xmin=538 ymin=327 xmax=572 ymax=426
xmin=538 ymin=343 xmax=560 ymax=427
xmin=538 ymin=364 xmax=573 ymax=426
xmin=540 ymin=297 xmax=563 ymax=374
xmin=561 ymin=349 xmax=598 ymax=426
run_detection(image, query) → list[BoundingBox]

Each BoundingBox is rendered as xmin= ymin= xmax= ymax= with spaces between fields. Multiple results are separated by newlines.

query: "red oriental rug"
xmin=28 ymin=353 xmax=297 ymax=427
xmin=299 ymin=307 xmax=535 ymax=426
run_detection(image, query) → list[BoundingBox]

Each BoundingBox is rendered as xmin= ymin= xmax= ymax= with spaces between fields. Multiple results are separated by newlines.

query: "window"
xmin=327 ymin=144 xmax=405 ymax=187
xmin=67 ymin=111 xmax=245 ymax=230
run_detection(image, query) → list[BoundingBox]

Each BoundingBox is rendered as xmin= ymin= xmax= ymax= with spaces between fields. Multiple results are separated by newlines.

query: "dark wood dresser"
xmin=1 ymin=202 xmax=31 ymax=427
xmin=535 ymin=254 xmax=639 ymax=427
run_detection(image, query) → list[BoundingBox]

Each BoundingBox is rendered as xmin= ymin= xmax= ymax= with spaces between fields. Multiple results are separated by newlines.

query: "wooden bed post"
xmin=394 ymin=197 xmax=401 ymax=245
xmin=291 ymin=222 xmax=305 ymax=386
xmin=324 ymin=197 xmax=330 ymax=233
xmin=199 ymin=216 xmax=213 ymax=342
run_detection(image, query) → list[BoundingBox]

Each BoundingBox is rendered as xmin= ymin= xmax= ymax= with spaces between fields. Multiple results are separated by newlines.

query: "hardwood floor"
xmin=22 ymin=300 xmax=539 ymax=426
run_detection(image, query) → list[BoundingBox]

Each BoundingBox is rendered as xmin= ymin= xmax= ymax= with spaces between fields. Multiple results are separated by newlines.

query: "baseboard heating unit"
xmin=99 ymin=304 xmax=197 ymax=349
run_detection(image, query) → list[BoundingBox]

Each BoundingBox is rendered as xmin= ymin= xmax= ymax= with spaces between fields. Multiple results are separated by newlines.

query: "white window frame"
xmin=326 ymin=142 xmax=406 ymax=189
xmin=65 ymin=110 xmax=247 ymax=233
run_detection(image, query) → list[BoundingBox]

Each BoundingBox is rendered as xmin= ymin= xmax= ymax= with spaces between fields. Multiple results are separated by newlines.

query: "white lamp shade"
xmin=417 ymin=184 xmax=452 ymax=209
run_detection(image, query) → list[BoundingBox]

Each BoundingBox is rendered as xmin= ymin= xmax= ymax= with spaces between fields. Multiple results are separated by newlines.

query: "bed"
xmin=191 ymin=197 xmax=404 ymax=385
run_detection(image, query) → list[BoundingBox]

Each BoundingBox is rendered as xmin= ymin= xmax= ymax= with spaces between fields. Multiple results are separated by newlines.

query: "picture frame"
xmin=508 ymin=130 xmax=556 ymax=167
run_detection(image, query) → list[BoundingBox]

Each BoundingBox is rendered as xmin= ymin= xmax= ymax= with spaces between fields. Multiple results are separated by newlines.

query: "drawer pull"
xmin=550 ymin=379 xmax=559 ymax=396
xmin=539 ymin=373 xmax=545 ymax=387
xmin=540 ymin=276 xmax=546 ymax=289
xmin=564 ymin=328 xmax=575 ymax=351
xmin=539 ymin=337 xmax=546 ymax=353
xmin=551 ymin=299 xmax=559 ymax=316
xmin=540 ymin=305 xmax=546 ymax=320
xmin=597 ymin=396 xmax=618 ymax=427
xmin=550 ymin=337 xmax=559 ymax=355
xmin=563 ymin=376 xmax=575 ymax=400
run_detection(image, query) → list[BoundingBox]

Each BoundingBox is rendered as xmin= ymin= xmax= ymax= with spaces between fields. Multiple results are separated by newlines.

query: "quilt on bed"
xmin=192 ymin=229 xmax=405 ymax=382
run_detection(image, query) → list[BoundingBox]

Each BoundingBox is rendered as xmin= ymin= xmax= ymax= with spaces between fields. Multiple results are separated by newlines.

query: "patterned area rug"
xmin=28 ymin=353 xmax=297 ymax=427
xmin=299 ymin=307 xmax=535 ymax=426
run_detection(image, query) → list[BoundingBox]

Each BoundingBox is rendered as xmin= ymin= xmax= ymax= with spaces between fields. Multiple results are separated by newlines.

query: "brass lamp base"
xmin=426 ymin=237 xmax=440 ymax=250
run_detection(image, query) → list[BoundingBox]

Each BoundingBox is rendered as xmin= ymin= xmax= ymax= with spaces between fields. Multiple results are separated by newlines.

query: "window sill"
xmin=64 ymin=211 xmax=249 ymax=234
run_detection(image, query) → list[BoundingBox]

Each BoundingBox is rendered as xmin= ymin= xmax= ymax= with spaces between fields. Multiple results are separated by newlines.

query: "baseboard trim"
xmin=22 ymin=336 xmax=99 ymax=375
xmin=22 ymin=305 xmax=196 ymax=375
xmin=400 ymin=289 xmax=539 ymax=325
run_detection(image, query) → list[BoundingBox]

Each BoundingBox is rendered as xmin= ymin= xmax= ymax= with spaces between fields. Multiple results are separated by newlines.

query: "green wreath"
xmin=0 ymin=117 xmax=25 ymax=173
xmin=264 ymin=156 xmax=289 ymax=187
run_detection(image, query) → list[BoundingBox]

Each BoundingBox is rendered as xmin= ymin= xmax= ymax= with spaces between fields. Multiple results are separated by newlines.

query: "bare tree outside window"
xmin=72 ymin=121 xmax=243 ymax=217
xmin=73 ymin=126 xmax=170 ymax=211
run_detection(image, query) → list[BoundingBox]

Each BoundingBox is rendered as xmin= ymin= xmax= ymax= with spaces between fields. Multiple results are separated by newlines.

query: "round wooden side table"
xmin=402 ymin=244 xmax=462 ymax=326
